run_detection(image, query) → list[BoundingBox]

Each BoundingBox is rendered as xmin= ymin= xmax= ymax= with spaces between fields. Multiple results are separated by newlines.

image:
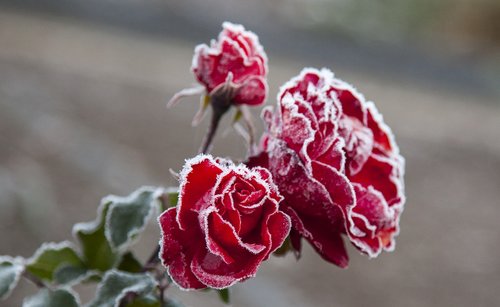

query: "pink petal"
xmin=233 ymin=75 xmax=267 ymax=106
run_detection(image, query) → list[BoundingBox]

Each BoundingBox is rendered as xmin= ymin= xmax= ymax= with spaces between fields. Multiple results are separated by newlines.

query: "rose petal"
xmin=177 ymin=156 xmax=223 ymax=230
xmin=283 ymin=206 xmax=348 ymax=268
xmin=158 ymin=208 xmax=205 ymax=290
xmin=233 ymin=75 xmax=267 ymax=106
xmin=350 ymin=154 xmax=400 ymax=206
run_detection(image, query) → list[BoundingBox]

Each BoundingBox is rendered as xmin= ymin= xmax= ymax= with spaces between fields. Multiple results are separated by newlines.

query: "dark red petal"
xmin=283 ymin=206 xmax=349 ymax=268
xmin=190 ymin=247 xmax=267 ymax=289
xmin=158 ymin=208 xmax=205 ymax=290
xmin=206 ymin=210 xmax=266 ymax=258
xmin=278 ymin=94 xmax=316 ymax=156
xmin=266 ymin=211 xmax=291 ymax=255
xmin=289 ymin=228 xmax=302 ymax=259
xmin=310 ymin=161 xmax=355 ymax=214
xmin=233 ymin=75 xmax=267 ymax=106
xmin=366 ymin=102 xmax=394 ymax=153
xmin=177 ymin=156 xmax=223 ymax=230
xmin=350 ymin=154 xmax=401 ymax=206
xmin=347 ymin=184 xmax=397 ymax=257
xmin=330 ymin=84 xmax=366 ymax=123
xmin=246 ymin=151 xmax=269 ymax=170
xmin=267 ymin=140 xmax=331 ymax=218
xmin=339 ymin=116 xmax=374 ymax=175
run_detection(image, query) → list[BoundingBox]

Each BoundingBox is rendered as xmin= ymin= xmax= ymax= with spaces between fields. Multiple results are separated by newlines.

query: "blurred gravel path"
xmin=1 ymin=9 xmax=499 ymax=307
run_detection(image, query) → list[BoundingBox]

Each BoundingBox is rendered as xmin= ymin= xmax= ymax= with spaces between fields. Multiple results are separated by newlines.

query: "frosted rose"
xmin=158 ymin=155 xmax=290 ymax=289
xmin=331 ymin=74 xmax=405 ymax=256
xmin=249 ymin=68 xmax=405 ymax=266
xmin=192 ymin=22 xmax=268 ymax=106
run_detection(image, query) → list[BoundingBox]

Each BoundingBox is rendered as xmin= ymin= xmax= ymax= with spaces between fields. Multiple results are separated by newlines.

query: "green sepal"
xmin=217 ymin=288 xmax=230 ymax=304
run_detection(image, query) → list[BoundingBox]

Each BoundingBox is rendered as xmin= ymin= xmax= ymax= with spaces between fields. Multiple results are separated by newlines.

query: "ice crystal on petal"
xmin=159 ymin=154 xmax=290 ymax=289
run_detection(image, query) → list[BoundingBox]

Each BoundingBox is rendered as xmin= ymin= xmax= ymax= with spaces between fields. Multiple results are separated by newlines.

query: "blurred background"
xmin=0 ymin=0 xmax=499 ymax=306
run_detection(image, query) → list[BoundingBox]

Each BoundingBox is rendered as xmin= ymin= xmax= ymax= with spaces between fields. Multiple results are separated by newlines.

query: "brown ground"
xmin=1 ymin=9 xmax=499 ymax=307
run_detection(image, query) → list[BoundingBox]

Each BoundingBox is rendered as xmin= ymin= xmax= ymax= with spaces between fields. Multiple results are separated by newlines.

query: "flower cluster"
xmin=161 ymin=23 xmax=405 ymax=291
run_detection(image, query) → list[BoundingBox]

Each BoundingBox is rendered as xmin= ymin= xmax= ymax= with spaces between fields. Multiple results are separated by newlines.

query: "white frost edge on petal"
xmin=348 ymin=185 xmax=396 ymax=258
xmin=176 ymin=154 xmax=222 ymax=231
xmin=276 ymin=68 xmax=347 ymax=171
xmin=221 ymin=21 xmax=269 ymax=73
xmin=328 ymin=71 xmax=369 ymax=125
xmin=370 ymin=153 xmax=406 ymax=212
xmin=200 ymin=206 xmax=266 ymax=256
xmin=279 ymin=93 xmax=316 ymax=172
xmin=103 ymin=186 xmax=164 ymax=252
xmin=191 ymin=23 xmax=268 ymax=82
xmin=0 ymin=255 xmax=25 ymax=300
xmin=156 ymin=208 xmax=184 ymax=290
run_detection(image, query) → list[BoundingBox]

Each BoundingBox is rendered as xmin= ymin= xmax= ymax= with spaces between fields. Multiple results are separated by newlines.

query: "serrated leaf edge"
xmin=26 ymin=241 xmax=82 ymax=267
xmin=0 ymin=256 xmax=25 ymax=300
xmin=89 ymin=270 xmax=158 ymax=307
xmin=104 ymin=186 xmax=164 ymax=252
xmin=53 ymin=265 xmax=100 ymax=287
xmin=22 ymin=287 xmax=81 ymax=307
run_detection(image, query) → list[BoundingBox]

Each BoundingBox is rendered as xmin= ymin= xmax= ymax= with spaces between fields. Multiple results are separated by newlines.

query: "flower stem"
xmin=142 ymin=246 xmax=161 ymax=272
xmin=23 ymin=270 xmax=46 ymax=288
xmin=200 ymin=93 xmax=231 ymax=154
xmin=200 ymin=107 xmax=225 ymax=154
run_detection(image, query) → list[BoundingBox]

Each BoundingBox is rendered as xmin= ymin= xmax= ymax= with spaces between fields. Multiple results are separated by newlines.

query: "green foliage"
xmin=165 ymin=189 xmax=179 ymax=210
xmin=23 ymin=288 xmax=80 ymax=307
xmin=117 ymin=252 xmax=143 ymax=274
xmin=217 ymin=288 xmax=230 ymax=304
xmin=0 ymin=257 xmax=24 ymax=300
xmin=53 ymin=265 xmax=91 ymax=285
xmin=105 ymin=187 xmax=161 ymax=251
xmin=273 ymin=237 xmax=291 ymax=256
xmin=127 ymin=295 xmax=161 ymax=307
xmin=73 ymin=202 xmax=120 ymax=272
xmin=163 ymin=297 xmax=185 ymax=307
xmin=87 ymin=270 xmax=157 ymax=307
xmin=1 ymin=186 xmax=190 ymax=306
xmin=26 ymin=242 xmax=84 ymax=282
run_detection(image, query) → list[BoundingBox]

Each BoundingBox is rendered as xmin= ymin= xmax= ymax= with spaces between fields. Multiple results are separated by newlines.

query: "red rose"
xmin=249 ymin=68 xmax=405 ymax=266
xmin=332 ymin=76 xmax=405 ymax=256
xmin=158 ymin=155 xmax=290 ymax=289
xmin=192 ymin=22 xmax=268 ymax=106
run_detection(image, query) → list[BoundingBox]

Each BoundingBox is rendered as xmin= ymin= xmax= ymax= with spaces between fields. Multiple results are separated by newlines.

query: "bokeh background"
xmin=1 ymin=0 xmax=499 ymax=306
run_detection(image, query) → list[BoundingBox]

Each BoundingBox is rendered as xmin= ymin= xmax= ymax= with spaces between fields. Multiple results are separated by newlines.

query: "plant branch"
xmin=22 ymin=270 xmax=46 ymax=289
xmin=200 ymin=107 xmax=226 ymax=154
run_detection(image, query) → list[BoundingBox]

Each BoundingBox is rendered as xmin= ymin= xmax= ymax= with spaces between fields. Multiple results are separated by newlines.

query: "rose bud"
xmin=248 ymin=68 xmax=405 ymax=266
xmin=192 ymin=22 xmax=268 ymax=108
xmin=168 ymin=22 xmax=268 ymax=153
xmin=158 ymin=155 xmax=290 ymax=289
